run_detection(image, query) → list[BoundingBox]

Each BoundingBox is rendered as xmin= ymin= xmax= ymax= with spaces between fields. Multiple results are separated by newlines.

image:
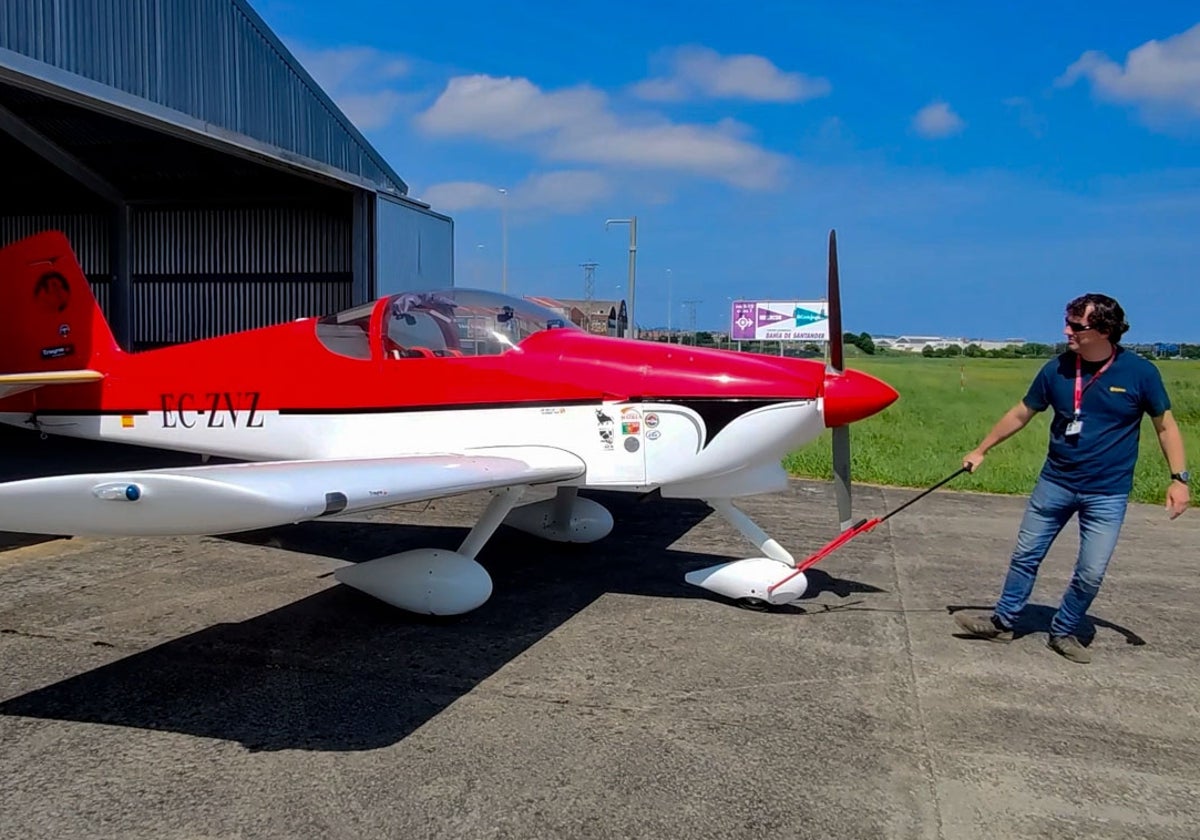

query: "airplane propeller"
xmin=826 ymin=229 xmax=853 ymax=531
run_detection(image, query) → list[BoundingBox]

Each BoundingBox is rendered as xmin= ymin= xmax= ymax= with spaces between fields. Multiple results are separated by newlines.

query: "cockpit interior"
xmin=315 ymin=289 xmax=576 ymax=361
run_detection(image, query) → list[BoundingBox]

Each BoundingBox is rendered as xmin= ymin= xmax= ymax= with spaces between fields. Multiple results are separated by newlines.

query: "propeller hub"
xmin=822 ymin=369 xmax=898 ymax=427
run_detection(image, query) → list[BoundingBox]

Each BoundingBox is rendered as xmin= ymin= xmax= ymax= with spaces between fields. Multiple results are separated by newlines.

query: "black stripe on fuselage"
xmin=27 ymin=409 xmax=150 ymax=416
xmin=277 ymin=398 xmax=605 ymax=415
xmin=635 ymin=397 xmax=797 ymax=448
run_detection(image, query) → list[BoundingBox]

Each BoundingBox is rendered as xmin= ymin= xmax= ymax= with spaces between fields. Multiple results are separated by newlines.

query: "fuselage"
xmin=0 ymin=290 xmax=897 ymax=497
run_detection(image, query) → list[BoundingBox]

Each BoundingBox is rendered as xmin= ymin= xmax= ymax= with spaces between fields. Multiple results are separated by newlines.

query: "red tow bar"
xmin=767 ymin=466 xmax=970 ymax=597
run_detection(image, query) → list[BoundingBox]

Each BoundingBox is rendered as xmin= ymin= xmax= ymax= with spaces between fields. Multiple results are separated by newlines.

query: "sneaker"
xmin=953 ymin=612 xmax=1013 ymax=643
xmin=1048 ymin=634 xmax=1091 ymax=664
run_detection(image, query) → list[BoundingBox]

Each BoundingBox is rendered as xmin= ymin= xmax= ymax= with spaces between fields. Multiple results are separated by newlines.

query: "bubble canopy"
xmin=315 ymin=289 xmax=578 ymax=360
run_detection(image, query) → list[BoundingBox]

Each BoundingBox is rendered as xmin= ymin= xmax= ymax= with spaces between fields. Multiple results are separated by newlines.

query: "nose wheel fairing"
xmin=682 ymin=497 xmax=810 ymax=606
xmin=685 ymin=559 xmax=808 ymax=606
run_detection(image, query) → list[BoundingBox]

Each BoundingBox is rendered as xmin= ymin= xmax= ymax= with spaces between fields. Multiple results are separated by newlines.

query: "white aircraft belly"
xmin=13 ymin=403 xmax=651 ymax=486
xmin=7 ymin=399 xmax=817 ymax=495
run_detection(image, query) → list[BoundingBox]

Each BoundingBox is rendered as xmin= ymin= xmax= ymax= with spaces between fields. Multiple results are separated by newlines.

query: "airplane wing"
xmin=0 ymin=445 xmax=584 ymax=537
xmin=0 ymin=370 xmax=104 ymax=400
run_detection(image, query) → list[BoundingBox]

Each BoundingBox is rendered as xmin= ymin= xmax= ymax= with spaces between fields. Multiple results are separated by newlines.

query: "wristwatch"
xmin=1171 ymin=471 xmax=1190 ymax=484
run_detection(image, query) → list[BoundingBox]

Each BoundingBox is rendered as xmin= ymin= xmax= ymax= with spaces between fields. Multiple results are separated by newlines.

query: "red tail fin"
xmin=0 ymin=230 xmax=121 ymax=374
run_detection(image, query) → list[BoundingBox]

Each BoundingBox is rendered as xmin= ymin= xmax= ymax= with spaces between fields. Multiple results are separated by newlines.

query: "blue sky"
xmin=254 ymin=0 xmax=1200 ymax=342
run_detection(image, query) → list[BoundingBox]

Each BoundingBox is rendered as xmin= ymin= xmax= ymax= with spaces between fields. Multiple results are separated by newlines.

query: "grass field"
xmin=783 ymin=356 xmax=1200 ymax=507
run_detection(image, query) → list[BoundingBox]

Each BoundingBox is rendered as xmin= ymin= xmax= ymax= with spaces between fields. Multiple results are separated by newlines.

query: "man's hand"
xmin=963 ymin=450 xmax=985 ymax=473
xmin=1167 ymin=482 xmax=1190 ymax=519
xmin=962 ymin=402 xmax=1035 ymax=475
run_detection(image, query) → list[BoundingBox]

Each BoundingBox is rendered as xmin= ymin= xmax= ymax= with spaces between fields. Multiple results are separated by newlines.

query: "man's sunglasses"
xmin=1065 ymin=318 xmax=1095 ymax=333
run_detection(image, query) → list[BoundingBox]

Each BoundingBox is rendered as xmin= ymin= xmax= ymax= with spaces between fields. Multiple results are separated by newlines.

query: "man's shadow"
xmin=946 ymin=603 xmax=1146 ymax=647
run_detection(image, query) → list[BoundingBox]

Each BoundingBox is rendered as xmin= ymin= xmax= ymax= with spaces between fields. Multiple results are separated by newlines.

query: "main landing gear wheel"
xmin=735 ymin=597 xmax=771 ymax=611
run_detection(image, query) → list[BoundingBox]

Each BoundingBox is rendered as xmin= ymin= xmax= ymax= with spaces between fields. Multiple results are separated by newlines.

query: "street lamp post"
xmin=498 ymin=187 xmax=508 ymax=293
xmin=666 ymin=267 xmax=672 ymax=341
xmin=605 ymin=216 xmax=637 ymax=339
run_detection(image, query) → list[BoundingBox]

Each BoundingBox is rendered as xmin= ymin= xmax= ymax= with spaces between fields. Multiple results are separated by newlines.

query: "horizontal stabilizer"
xmin=0 ymin=446 xmax=584 ymax=537
xmin=0 ymin=369 xmax=103 ymax=400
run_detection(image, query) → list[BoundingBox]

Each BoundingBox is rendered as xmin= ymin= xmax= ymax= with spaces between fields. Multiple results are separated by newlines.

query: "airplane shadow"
xmin=945 ymin=603 xmax=1147 ymax=647
xmin=0 ymin=491 xmax=884 ymax=752
xmin=0 ymin=425 xmax=217 ymax=483
xmin=0 ymin=533 xmax=61 ymax=551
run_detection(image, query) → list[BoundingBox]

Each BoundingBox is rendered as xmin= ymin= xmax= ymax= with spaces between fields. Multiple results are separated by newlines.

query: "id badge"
xmin=1065 ymin=419 xmax=1083 ymax=436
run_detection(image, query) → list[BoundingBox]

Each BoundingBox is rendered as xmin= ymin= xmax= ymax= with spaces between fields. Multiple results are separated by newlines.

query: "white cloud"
xmin=912 ymin=100 xmax=965 ymax=138
xmin=289 ymin=44 xmax=412 ymax=130
xmin=549 ymin=121 xmax=781 ymax=189
xmin=416 ymin=75 xmax=606 ymax=140
xmin=416 ymin=170 xmax=613 ymax=213
xmin=1056 ymin=23 xmax=1200 ymax=123
xmin=415 ymin=181 xmax=502 ymax=211
xmin=416 ymin=74 xmax=787 ymax=189
xmin=631 ymin=46 xmax=830 ymax=103
xmin=336 ymin=90 xmax=411 ymax=130
xmin=517 ymin=171 xmax=613 ymax=211
xmin=292 ymin=45 xmax=409 ymax=92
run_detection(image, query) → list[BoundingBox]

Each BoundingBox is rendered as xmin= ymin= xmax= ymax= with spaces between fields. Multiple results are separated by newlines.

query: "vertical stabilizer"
xmin=0 ymin=230 xmax=121 ymax=375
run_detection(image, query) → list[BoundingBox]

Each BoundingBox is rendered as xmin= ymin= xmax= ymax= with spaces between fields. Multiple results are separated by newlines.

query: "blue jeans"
xmin=993 ymin=475 xmax=1128 ymax=637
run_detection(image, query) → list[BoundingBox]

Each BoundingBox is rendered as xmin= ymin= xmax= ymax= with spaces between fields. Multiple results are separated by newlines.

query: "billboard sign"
xmin=731 ymin=300 xmax=830 ymax=342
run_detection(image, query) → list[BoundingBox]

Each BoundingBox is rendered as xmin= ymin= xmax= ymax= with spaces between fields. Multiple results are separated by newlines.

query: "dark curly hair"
xmin=1067 ymin=293 xmax=1129 ymax=343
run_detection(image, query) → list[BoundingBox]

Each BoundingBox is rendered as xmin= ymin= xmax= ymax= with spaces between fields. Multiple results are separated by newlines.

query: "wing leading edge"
xmin=0 ymin=370 xmax=104 ymax=400
xmin=0 ymin=445 xmax=585 ymax=537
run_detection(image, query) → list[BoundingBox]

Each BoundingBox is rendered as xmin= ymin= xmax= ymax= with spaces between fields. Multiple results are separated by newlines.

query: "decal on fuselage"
xmin=595 ymin=407 xmax=615 ymax=451
xmin=620 ymin=407 xmax=641 ymax=436
xmin=40 ymin=344 xmax=74 ymax=359
xmin=159 ymin=391 xmax=265 ymax=429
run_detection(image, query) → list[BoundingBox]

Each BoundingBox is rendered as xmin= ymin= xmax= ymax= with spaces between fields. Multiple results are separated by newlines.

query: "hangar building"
xmin=0 ymin=0 xmax=453 ymax=350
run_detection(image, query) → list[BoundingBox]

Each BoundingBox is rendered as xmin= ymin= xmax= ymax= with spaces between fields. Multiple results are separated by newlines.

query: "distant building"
xmin=526 ymin=296 xmax=628 ymax=337
xmin=873 ymin=335 xmax=1026 ymax=353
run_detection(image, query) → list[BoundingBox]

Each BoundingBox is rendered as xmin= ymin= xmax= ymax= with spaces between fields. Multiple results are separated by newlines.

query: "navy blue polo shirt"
xmin=1022 ymin=346 xmax=1171 ymax=495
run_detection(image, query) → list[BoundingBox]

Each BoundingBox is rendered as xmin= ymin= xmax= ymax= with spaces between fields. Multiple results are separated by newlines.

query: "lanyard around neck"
xmin=1074 ymin=351 xmax=1115 ymax=416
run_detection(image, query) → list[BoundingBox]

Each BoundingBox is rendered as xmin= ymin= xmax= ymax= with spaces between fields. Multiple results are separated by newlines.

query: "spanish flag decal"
xmin=120 ymin=415 xmax=135 ymax=428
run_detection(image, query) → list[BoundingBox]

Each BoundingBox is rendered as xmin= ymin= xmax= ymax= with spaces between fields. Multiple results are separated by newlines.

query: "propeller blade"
xmin=832 ymin=424 xmax=852 ymax=531
xmin=828 ymin=229 xmax=844 ymax=374
xmin=827 ymin=228 xmax=851 ymax=529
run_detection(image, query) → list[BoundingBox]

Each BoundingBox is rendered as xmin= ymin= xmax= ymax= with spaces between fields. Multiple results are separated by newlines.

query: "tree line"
xmin=842 ymin=333 xmax=1059 ymax=358
xmin=919 ymin=341 xmax=1054 ymax=358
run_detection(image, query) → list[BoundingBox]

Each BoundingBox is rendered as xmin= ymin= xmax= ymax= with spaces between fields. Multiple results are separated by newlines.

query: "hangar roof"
xmin=0 ymin=79 xmax=349 ymax=211
xmin=0 ymin=0 xmax=408 ymax=197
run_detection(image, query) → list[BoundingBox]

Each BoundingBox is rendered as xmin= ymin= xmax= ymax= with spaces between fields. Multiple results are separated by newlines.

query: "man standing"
xmin=954 ymin=293 xmax=1189 ymax=664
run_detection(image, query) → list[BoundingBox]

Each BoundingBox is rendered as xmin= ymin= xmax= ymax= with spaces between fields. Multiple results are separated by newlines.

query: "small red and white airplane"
xmin=0 ymin=229 xmax=897 ymax=615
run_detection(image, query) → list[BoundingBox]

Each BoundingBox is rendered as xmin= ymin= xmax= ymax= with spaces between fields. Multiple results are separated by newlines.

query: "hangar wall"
xmin=376 ymin=196 xmax=455 ymax=298
xmin=0 ymin=0 xmax=454 ymax=350
xmin=0 ymin=205 xmax=354 ymax=346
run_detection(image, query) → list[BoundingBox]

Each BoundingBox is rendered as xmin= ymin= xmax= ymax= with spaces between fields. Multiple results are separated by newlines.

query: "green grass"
xmin=783 ymin=356 xmax=1200 ymax=507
